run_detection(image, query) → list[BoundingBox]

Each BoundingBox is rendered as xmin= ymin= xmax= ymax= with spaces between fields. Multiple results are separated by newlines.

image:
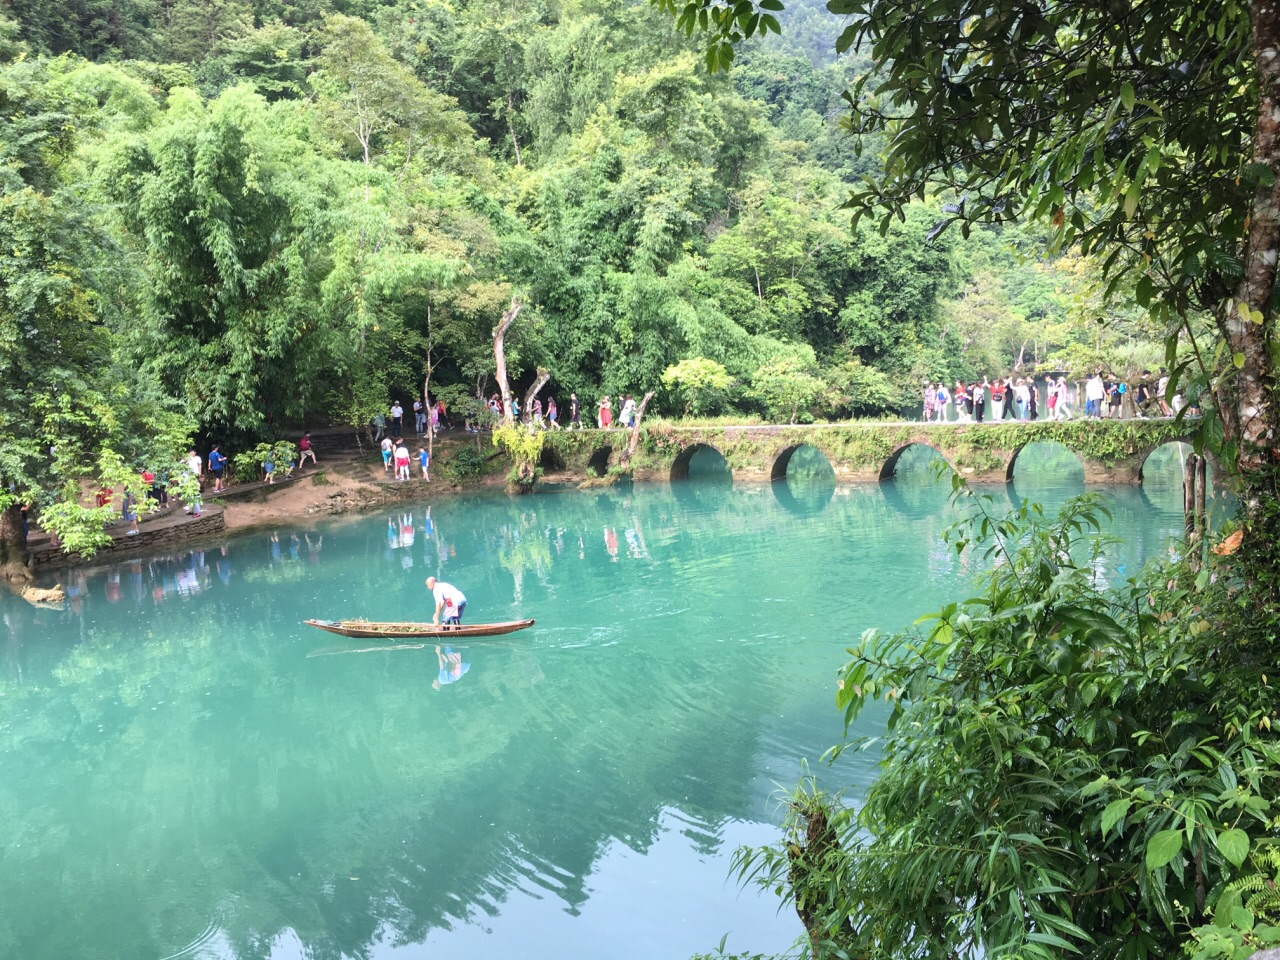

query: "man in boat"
xmin=425 ymin=577 xmax=466 ymax=625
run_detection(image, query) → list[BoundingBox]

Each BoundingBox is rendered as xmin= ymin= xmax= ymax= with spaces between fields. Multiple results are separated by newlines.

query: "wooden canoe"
xmin=303 ymin=618 xmax=535 ymax=639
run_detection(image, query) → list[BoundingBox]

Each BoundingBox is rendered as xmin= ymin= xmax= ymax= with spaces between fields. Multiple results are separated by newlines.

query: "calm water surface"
xmin=0 ymin=444 xmax=1225 ymax=960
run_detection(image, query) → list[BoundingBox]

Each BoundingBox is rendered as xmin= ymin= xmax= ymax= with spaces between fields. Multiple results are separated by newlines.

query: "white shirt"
xmin=381 ymin=437 xmax=393 ymax=453
xmin=432 ymin=581 xmax=466 ymax=612
xmin=391 ymin=403 xmax=403 ymax=418
xmin=1086 ymin=378 xmax=1105 ymax=400
xmin=187 ymin=453 xmax=202 ymax=476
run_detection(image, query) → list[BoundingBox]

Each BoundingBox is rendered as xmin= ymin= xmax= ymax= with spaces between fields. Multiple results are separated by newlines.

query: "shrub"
xmin=732 ymin=482 xmax=1279 ymax=960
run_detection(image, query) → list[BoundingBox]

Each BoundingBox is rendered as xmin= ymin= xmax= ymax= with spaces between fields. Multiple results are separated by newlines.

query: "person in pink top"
xmin=598 ymin=395 xmax=613 ymax=428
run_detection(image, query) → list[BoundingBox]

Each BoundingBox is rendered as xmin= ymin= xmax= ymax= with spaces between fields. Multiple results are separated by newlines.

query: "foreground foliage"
xmin=727 ymin=488 xmax=1279 ymax=960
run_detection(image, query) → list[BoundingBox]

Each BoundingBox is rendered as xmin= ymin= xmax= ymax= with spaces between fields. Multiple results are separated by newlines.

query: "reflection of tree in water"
xmin=0 ymin=545 xmax=792 ymax=960
xmin=497 ymin=511 xmax=553 ymax=604
xmin=0 ymin=481 xmax=1209 ymax=960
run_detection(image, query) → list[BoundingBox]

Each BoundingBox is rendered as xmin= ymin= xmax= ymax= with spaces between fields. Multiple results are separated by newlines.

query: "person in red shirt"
xmin=298 ymin=432 xmax=317 ymax=468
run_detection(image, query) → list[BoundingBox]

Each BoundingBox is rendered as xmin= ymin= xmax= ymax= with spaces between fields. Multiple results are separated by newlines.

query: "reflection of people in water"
xmin=305 ymin=535 xmax=322 ymax=564
xmin=216 ymin=547 xmax=234 ymax=584
xmin=129 ymin=561 xmax=144 ymax=602
xmin=432 ymin=644 xmax=471 ymax=690
xmin=270 ymin=531 xmax=282 ymax=564
xmin=604 ymin=527 xmax=618 ymax=560
xmin=67 ymin=572 xmax=86 ymax=616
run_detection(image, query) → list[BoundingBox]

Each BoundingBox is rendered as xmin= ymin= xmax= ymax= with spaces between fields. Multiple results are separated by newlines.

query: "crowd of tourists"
xmin=922 ymin=368 xmax=1197 ymax=423
xmin=481 ymin=392 xmax=643 ymax=430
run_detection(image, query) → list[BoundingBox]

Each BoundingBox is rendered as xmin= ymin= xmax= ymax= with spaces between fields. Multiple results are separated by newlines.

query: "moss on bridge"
xmin=541 ymin=418 xmax=1197 ymax=483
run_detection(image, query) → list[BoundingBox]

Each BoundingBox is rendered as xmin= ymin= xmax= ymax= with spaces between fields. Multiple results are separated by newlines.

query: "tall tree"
xmin=0 ymin=56 xmax=192 ymax=569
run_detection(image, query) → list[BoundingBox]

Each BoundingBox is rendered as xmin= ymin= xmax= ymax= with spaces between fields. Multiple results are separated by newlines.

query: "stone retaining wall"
xmin=29 ymin=508 xmax=226 ymax=568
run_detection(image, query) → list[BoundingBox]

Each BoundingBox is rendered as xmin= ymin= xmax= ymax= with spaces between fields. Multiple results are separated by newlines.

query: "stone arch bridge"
xmin=544 ymin=419 xmax=1206 ymax=485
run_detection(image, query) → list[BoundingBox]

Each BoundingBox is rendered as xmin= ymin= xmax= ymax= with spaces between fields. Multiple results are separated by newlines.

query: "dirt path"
xmin=219 ymin=438 xmax=497 ymax=533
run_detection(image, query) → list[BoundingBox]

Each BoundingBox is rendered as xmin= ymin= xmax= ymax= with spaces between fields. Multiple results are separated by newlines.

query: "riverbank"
xmin=16 ymin=416 xmax=1198 ymax=577
xmin=16 ymin=432 xmax=497 ymax=576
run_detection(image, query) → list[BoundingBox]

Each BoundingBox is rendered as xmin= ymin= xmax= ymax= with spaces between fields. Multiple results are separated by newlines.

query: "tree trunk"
xmin=522 ymin=368 xmax=551 ymax=421
xmin=1226 ymin=0 xmax=1280 ymax=474
xmin=507 ymin=91 xmax=522 ymax=166
xmin=492 ymin=299 xmax=522 ymax=425
xmin=617 ymin=392 xmax=656 ymax=472
xmin=424 ymin=308 xmax=434 ymax=465
xmin=0 ymin=504 xmax=30 ymax=582
xmin=787 ymin=795 xmax=857 ymax=958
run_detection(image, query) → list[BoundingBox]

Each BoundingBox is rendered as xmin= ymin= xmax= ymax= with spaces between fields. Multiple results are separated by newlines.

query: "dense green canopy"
xmin=0 ymin=0 xmax=1150 ymax=548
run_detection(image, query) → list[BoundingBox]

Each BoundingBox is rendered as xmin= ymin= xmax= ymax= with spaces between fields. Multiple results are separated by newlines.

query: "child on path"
xmin=123 ymin=491 xmax=139 ymax=536
xmin=381 ymin=435 xmax=394 ymax=472
xmin=548 ymin=398 xmax=560 ymax=429
xmin=419 ymin=446 xmax=430 ymax=480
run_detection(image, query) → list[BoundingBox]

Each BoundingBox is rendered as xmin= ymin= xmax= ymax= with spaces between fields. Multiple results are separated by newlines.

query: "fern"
xmin=1184 ymin=843 xmax=1280 ymax=960
xmin=1229 ymin=845 xmax=1280 ymax=921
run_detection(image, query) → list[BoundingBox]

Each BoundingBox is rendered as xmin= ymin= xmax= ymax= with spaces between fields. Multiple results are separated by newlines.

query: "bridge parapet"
xmin=635 ymin=419 xmax=1199 ymax=484
xmin=540 ymin=419 xmax=1200 ymax=484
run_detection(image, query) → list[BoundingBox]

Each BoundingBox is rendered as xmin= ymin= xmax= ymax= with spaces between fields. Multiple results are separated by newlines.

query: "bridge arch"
xmin=586 ymin=446 xmax=613 ymax=477
xmin=1136 ymin=437 xmax=1220 ymax=484
xmin=670 ymin=443 xmax=732 ymax=482
xmin=878 ymin=441 xmax=955 ymax=482
xmin=1005 ymin=440 xmax=1085 ymax=483
xmin=770 ymin=443 xmax=836 ymax=482
xmin=771 ymin=444 xmax=836 ymax=515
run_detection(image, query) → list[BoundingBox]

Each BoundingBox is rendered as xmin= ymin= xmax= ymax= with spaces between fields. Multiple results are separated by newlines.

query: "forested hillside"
xmin=1 ymin=0 xmax=1160 ymax=545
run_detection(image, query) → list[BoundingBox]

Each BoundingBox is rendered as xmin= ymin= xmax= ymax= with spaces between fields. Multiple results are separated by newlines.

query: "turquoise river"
xmin=0 ymin=443 xmax=1229 ymax=960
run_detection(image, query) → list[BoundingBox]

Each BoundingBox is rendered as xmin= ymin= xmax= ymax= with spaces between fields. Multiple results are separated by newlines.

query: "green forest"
xmin=7 ymin=1 xmax=1280 ymax=959
xmin=0 ymin=0 xmax=1155 ymax=524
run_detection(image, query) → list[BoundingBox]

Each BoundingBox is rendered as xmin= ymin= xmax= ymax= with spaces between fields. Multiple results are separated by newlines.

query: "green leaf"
xmin=1119 ymin=82 xmax=1135 ymax=111
xmin=1215 ymin=828 xmax=1249 ymax=866
xmin=1124 ymin=182 xmax=1140 ymax=219
xmin=1230 ymin=905 xmax=1255 ymax=931
xmin=1145 ymin=828 xmax=1183 ymax=870
xmin=1233 ymin=352 xmax=1246 ymax=368
xmin=759 ymin=0 xmax=785 ymax=9
xmin=1100 ymin=798 xmax=1131 ymax=837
